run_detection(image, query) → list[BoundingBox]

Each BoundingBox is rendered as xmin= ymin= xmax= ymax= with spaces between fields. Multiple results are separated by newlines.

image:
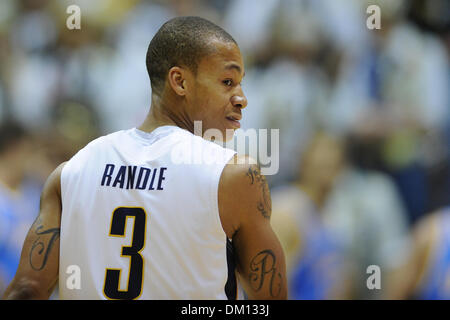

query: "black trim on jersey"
xmin=225 ymin=238 xmax=237 ymax=300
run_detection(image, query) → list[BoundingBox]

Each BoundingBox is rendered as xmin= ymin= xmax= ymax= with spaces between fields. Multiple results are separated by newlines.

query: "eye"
xmin=223 ymin=79 xmax=233 ymax=87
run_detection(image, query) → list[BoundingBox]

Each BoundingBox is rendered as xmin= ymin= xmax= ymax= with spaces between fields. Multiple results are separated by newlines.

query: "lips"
xmin=226 ymin=113 xmax=242 ymax=121
xmin=226 ymin=114 xmax=241 ymax=128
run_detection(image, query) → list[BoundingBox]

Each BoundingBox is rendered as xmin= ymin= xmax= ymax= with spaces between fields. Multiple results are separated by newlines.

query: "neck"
xmin=138 ymin=93 xmax=194 ymax=134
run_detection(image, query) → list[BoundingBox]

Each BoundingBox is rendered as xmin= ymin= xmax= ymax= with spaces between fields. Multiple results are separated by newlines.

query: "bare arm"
xmin=219 ymin=155 xmax=287 ymax=299
xmin=2 ymin=163 xmax=65 ymax=300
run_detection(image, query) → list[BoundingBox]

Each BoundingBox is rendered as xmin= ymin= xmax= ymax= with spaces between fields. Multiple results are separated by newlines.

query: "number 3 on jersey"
xmin=103 ymin=207 xmax=147 ymax=300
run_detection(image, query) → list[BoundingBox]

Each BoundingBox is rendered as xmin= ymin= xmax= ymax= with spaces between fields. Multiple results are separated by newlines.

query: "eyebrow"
xmin=225 ymin=63 xmax=245 ymax=77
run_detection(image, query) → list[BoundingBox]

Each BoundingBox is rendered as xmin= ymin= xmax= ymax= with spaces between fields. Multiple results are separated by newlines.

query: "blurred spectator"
xmin=236 ymin=0 xmax=326 ymax=185
xmin=0 ymin=122 xmax=41 ymax=295
xmin=391 ymin=207 xmax=450 ymax=300
xmin=271 ymin=133 xmax=351 ymax=299
xmin=272 ymin=132 xmax=411 ymax=299
xmin=320 ymin=133 xmax=412 ymax=299
xmin=341 ymin=0 xmax=449 ymax=224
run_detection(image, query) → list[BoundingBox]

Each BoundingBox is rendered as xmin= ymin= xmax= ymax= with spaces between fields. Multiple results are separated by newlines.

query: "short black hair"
xmin=146 ymin=16 xmax=237 ymax=95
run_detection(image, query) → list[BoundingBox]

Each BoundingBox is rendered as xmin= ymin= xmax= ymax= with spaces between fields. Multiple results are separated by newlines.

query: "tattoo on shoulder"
xmin=29 ymin=217 xmax=60 ymax=271
xmin=246 ymin=164 xmax=272 ymax=219
xmin=249 ymin=249 xmax=283 ymax=297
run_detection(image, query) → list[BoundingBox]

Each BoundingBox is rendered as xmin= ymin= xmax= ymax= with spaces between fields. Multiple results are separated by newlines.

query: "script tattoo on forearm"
xmin=29 ymin=218 xmax=60 ymax=271
xmin=249 ymin=249 xmax=283 ymax=297
xmin=246 ymin=165 xmax=272 ymax=219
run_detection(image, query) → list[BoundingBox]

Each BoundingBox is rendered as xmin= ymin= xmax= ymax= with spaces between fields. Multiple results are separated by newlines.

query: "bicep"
xmin=220 ymin=158 xmax=287 ymax=299
xmin=233 ymin=218 xmax=287 ymax=299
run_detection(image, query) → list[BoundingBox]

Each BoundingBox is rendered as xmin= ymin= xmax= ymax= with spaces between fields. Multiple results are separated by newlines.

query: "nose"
xmin=230 ymin=88 xmax=248 ymax=109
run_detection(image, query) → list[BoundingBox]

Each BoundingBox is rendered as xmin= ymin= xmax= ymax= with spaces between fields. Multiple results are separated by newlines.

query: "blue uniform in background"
xmin=416 ymin=208 xmax=450 ymax=300
xmin=0 ymin=202 xmax=18 ymax=285
xmin=289 ymin=212 xmax=346 ymax=300
xmin=0 ymin=181 xmax=41 ymax=291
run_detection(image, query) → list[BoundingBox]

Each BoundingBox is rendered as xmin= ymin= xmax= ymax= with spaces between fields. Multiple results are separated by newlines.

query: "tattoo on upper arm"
xmin=246 ymin=165 xmax=272 ymax=219
xmin=29 ymin=218 xmax=60 ymax=271
xmin=249 ymin=249 xmax=283 ymax=297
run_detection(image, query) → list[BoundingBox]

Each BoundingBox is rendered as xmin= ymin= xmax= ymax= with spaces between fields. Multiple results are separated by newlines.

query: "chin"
xmin=223 ymin=129 xmax=236 ymax=142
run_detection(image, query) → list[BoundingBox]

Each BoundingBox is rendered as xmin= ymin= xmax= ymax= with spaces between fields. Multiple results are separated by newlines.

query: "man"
xmin=2 ymin=16 xmax=287 ymax=300
xmin=271 ymin=133 xmax=351 ymax=299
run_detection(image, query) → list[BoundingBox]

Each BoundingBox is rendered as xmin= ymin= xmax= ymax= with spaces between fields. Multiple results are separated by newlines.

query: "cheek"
xmin=189 ymin=83 xmax=231 ymax=132
xmin=197 ymin=91 xmax=228 ymax=118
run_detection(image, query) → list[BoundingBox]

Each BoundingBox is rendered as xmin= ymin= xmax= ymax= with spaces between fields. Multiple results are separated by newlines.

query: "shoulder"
xmin=219 ymin=155 xmax=271 ymax=236
xmin=78 ymin=131 xmax=125 ymax=152
xmin=221 ymin=154 xmax=267 ymax=201
xmin=64 ymin=131 xmax=126 ymax=167
xmin=40 ymin=162 xmax=67 ymax=206
xmin=80 ymin=130 xmax=129 ymax=151
xmin=46 ymin=162 xmax=67 ymax=190
xmin=189 ymin=131 xmax=237 ymax=157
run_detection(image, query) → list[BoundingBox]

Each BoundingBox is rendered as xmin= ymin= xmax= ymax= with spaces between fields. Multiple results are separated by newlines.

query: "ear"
xmin=167 ymin=66 xmax=187 ymax=96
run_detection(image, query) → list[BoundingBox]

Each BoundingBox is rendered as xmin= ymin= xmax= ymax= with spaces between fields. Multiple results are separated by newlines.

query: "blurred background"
xmin=0 ymin=0 xmax=449 ymax=299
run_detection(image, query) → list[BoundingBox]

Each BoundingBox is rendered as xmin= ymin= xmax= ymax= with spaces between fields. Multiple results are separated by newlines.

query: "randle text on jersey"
xmin=100 ymin=164 xmax=167 ymax=190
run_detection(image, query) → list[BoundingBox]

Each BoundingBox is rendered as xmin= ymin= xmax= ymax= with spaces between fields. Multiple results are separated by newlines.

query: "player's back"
xmin=58 ymin=126 xmax=237 ymax=299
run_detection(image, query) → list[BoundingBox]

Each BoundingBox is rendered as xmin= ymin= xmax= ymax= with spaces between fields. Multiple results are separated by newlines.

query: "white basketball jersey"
xmin=59 ymin=126 xmax=237 ymax=299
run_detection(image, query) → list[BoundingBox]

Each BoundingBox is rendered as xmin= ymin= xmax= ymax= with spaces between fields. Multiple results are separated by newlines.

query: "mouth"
xmin=225 ymin=115 xmax=241 ymax=129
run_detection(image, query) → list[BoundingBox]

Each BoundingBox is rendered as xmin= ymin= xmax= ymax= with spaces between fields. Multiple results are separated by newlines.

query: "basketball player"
xmin=2 ymin=16 xmax=287 ymax=300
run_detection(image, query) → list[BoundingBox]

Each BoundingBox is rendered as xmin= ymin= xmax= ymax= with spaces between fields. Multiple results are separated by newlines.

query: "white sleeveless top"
xmin=59 ymin=126 xmax=236 ymax=299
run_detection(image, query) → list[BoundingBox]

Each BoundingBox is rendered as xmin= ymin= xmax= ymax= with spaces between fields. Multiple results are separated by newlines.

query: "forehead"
xmin=197 ymin=39 xmax=244 ymax=76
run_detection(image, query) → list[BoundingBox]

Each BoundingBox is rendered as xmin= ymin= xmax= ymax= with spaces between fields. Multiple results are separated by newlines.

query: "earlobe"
xmin=168 ymin=66 xmax=186 ymax=96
